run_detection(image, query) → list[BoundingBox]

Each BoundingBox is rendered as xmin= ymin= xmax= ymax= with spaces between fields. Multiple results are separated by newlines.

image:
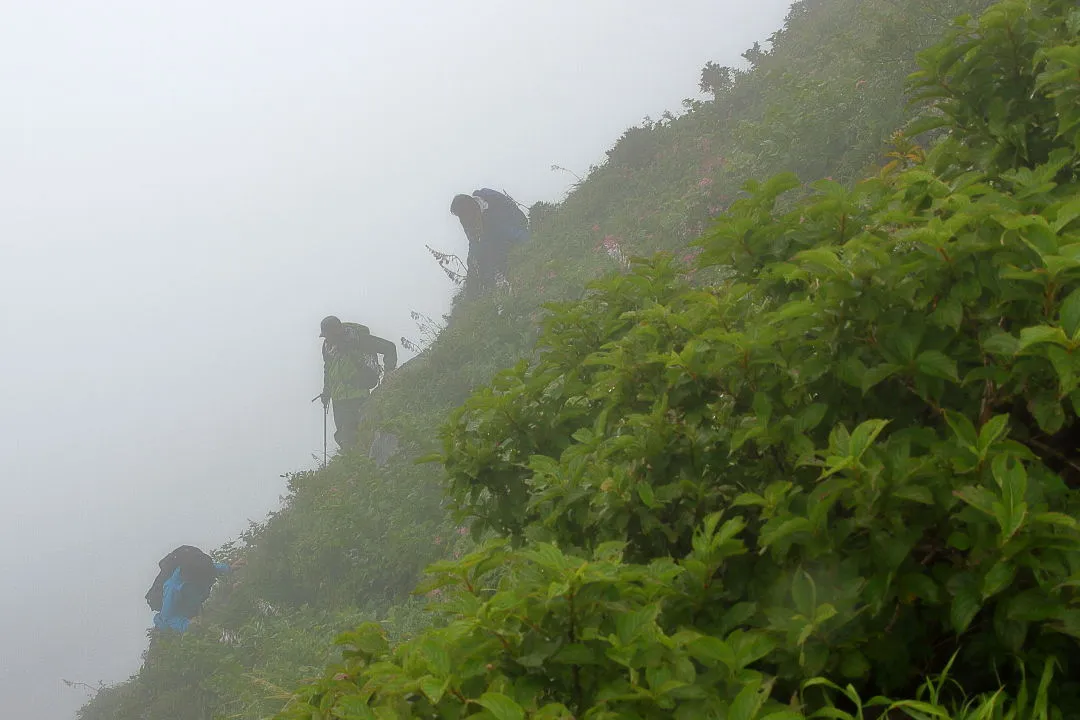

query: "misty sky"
xmin=0 ymin=2 xmax=793 ymax=717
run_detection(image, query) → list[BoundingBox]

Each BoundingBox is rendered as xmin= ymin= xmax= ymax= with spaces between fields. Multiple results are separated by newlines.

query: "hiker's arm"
xmin=464 ymin=243 xmax=480 ymax=297
xmin=372 ymin=335 xmax=398 ymax=372
xmin=459 ymin=217 xmax=480 ymax=245
xmin=321 ymin=341 xmax=331 ymax=400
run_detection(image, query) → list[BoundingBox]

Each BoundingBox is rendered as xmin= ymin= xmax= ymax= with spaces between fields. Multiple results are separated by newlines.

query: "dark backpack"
xmin=145 ymin=545 xmax=216 ymax=612
xmin=474 ymin=188 xmax=530 ymax=234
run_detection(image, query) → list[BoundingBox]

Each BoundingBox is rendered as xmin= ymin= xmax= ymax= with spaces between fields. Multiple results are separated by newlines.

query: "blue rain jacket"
xmin=153 ymin=562 xmax=230 ymax=632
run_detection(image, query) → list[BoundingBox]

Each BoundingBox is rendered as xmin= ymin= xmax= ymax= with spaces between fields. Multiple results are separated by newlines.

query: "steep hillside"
xmin=76 ymin=0 xmax=1014 ymax=718
xmin=281 ymin=0 xmax=1080 ymax=716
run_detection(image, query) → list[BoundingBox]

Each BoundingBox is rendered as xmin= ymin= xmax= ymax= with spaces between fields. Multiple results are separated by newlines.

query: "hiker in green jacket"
xmin=317 ymin=315 xmax=398 ymax=450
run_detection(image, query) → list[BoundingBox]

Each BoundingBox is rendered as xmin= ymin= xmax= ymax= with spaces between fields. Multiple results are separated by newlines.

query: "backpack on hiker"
xmin=145 ymin=545 xmax=217 ymax=612
xmin=474 ymin=188 xmax=529 ymax=234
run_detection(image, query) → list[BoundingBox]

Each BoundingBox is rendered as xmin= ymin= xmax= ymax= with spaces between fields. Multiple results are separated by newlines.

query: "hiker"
xmin=145 ymin=546 xmax=243 ymax=633
xmin=450 ymin=188 xmax=530 ymax=297
xmin=318 ymin=315 xmax=398 ymax=450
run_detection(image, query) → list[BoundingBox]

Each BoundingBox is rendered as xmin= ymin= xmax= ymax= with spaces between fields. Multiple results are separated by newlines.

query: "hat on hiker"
xmin=320 ymin=315 xmax=343 ymax=337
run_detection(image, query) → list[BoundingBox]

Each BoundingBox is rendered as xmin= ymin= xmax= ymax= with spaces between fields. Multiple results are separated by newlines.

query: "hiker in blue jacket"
xmin=146 ymin=546 xmax=245 ymax=633
xmin=450 ymin=188 xmax=530 ymax=297
xmin=153 ymin=561 xmax=232 ymax=632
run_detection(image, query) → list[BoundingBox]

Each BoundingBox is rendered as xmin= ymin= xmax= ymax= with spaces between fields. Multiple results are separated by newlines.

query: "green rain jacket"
xmin=322 ymin=323 xmax=398 ymax=402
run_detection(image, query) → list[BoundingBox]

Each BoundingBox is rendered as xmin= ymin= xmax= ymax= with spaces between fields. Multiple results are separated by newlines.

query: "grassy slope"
xmin=77 ymin=1 xmax=994 ymax=718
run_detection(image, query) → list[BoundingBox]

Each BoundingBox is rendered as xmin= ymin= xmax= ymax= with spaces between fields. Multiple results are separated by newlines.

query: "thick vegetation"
xmin=273 ymin=0 xmax=1080 ymax=717
xmin=75 ymin=0 xmax=1072 ymax=717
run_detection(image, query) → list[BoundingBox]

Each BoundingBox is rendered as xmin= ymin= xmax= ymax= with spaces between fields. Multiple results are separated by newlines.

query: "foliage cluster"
xmin=277 ymin=0 xmax=1080 ymax=717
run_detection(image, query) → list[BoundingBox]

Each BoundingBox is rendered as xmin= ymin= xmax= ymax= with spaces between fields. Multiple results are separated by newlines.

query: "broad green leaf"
xmin=944 ymin=410 xmax=978 ymax=452
xmin=476 ymin=692 xmax=525 ymax=720
xmin=794 ymin=248 xmax=847 ymax=275
xmin=982 ymin=331 xmax=1019 ymax=356
xmin=551 ymin=644 xmax=598 ymax=665
xmin=991 ymin=455 xmax=1028 ymax=544
xmin=529 ymin=454 xmax=561 ymax=477
xmin=753 ymin=392 xmax=773 ymax=426
xmin=900 ymin=573 xmax=940 ymax=603
xmin=981 ymin=561 xmax=1017 ymax=600
xmin=1061 ymin=288 xmax=1080 ymax=338
xmin=905 ymin=114 xmax=951 ymax=136
xmin=795 ymin=403 xmax=829 ymax=433
xmin=1052 ymin=196 xmax=1080 ymax=233
xmin=849 ymin=418 xmax=890 ymax=459
xmin=954 ymin=486 xmax=997 ymax=517
xmin=728 ymin=676 xmax=772 ymax=720
xmin=915 ymin=350 xmax=959 ymax=382
xmin=815 ymin=603 xmax=838 ymax=624
xmin=861 ymin=363 xmax=901 ymax=393
xmin=419 ymin=675 xmax=449 ymax=704
xmin=1046 ymin=344 xmax=1079 ymax=396
xmin=524 ymin=544 xmax=571 ymax=573
xmin=333 ymin=696 xmax=377 ymax=719
xmin=947 ymin=531 xmax=972 ymax=551
xmin=1034 ymin=512 xmax=1080 ymax=531
xmin=720 ymin=602 xmax=759 ymax=633
xmin=930 ymin=295 xmax=963 ymax=330
xmin=418 ymin=638 xmax=452 ymax=676
xmin=887 ymin=320 xmax=925 ymax=364
xmin=893 ymin=485 xmax=934 ymax=505
xmin=337 ymin=623 xmax=390 ymax=657
xmin=1001 ymin=265 xmax=1049 ymax=286
xmin=977 ymin=414 xmax=1009 ymax=456
xmin=728 ymin=629 xmax=777 ymax=668
xmin=532 ymin=704 xmax=575 ymax=720
xmin=688 ymin=636 xmax=736 ymax=671
xmin=637 ymin=482 xmax=660 ymax=508
xmin=792 ymin=570 xmax=816 ymax=616
xmin=1029 ymin=392 xmax=1066 ymax=434
xmin=839 ymin=651 xmax=871 ymax=679
xmin=950 ymin=584 xmax=982 ymax=634
xmin=616 ymin=606 xmax=657 ymax=644
xmin=1018 ymin=325 xmax=1069 ymax=353
xmin=759 ymin=517 xmax=812 ymax=553
xmin=732 ymin=492 xmax=768 ymax=508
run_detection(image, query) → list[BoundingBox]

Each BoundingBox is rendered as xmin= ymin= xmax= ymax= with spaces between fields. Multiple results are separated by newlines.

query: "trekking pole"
xmin=312 ymin=394 xmax=328 ymax=468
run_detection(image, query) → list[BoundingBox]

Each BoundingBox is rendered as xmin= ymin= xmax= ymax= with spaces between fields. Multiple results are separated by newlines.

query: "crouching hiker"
xmin=450 ymin=188 xmax=530 ymax=298
xmin=145 ymin=545 xmax=244 ymax=633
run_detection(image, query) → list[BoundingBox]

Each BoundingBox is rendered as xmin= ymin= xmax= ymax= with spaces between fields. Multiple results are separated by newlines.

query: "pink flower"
xmin=592 ymin=224 xmax=600 ymax=232
xmin=457 ymin=526 xmax=469 ymax=536
xmin=434 ymin=536 xmax=442 ymax=545
xmin=596 ymin=235 xmax=630 ymax=269
xmin=698 ymin=177 xmax=713 ymax=188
